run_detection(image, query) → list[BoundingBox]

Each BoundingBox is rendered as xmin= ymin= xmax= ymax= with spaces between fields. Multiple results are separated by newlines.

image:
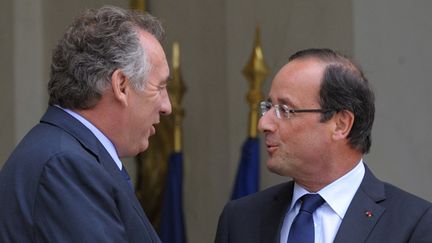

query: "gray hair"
xmin=48 ymin=5 xmax=165 ymax=109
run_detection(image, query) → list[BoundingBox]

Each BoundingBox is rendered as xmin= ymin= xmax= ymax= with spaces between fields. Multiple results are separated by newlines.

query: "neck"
xmin=74 ymin=98 xmax=125 ymax=157
xmin=295 ymin=151 xmax=362 ymax=192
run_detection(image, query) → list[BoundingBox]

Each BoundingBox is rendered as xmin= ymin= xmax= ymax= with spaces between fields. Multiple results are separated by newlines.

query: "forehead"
xmin=138 ymin=30 xmax=169 ymax=83
xmin=269 ymin=58 xmax=325 ymax=106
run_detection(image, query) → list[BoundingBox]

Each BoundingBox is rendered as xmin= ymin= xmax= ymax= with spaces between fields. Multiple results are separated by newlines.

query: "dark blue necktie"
xmin=120 ymin=166 xmax=134 ymax=190
xmin=287 ymin=194 xmax=325 ymax=243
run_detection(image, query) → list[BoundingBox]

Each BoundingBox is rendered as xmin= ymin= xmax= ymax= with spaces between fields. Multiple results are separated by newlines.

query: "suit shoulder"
xmin=227 ymin=181 xmax=293 ymax=209
xmin=383 ymin=181 xmax=432 ymax=210
xmin=2 ymin=122 xmax=96 ymax=181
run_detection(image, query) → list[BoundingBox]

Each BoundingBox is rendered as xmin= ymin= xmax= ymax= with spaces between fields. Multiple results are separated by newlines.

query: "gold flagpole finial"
xmin=170 ymin=42 xmax=186 ymax=152
xmin=130 ymin=0 xmax=146 ymax=11
xmin=242 ymin=26 xmax=270 ymax=138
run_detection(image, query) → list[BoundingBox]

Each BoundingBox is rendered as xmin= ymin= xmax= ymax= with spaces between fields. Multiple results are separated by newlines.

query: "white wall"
xmin=0 ymin=0 xmax=14 ymax=165
xmin=354 ymin=0 xmax=432 ymax=201
xmin=13 ymin=0 xmax=45 ymax=144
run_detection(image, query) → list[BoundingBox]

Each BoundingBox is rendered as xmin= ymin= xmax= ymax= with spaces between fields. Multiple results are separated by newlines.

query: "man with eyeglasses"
xmin=215 ymin=48 xmax=432 ymax=243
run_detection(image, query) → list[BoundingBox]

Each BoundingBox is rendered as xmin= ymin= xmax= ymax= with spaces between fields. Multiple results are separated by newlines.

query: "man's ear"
xmin=111 ymin=69 xmax=129 ymax=106
xmin=332 ymin=110 xmax=355 ymax=140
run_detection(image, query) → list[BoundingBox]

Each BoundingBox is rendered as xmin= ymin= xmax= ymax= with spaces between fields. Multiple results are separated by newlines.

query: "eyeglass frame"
xmin=259 ymin=100 xmax=332 ymax=119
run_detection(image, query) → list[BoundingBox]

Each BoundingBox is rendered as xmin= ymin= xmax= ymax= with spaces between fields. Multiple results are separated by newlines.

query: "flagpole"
xmin=171 ymin=42 xmax=186 ymax=152
xmin=231 ymin=27 xmax=269 ymax=200
xmin=131 ymin=0 xmax=172 ymax=230
xmin=160 ymin=42 xmax=187 ymax=243
xmin=242 ymin=26 xmax=269 ymax=138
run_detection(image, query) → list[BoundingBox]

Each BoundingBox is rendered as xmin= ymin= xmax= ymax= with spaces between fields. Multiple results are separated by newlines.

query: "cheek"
xmin=278 ymin=121 xmax=322 ymax=151
xmin=295 ymin=124 xmax=332 ymax=156
xmin=146 ymin=95 xmax=162 ymax=111
xmin=138 ymin=98 xmax=158 ymax=116
xmin=278 ymin=122 xmax=304 ymax=143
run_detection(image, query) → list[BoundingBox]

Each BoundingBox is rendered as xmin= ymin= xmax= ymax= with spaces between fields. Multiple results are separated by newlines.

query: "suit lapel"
xmin=97 ymin=146 xmax=160 ymax=243
xmin=333 ymin=166 xmax=386 ymax=243
xmin=97 ymin=145 xmax=148 ymax=218
xmin=100 ymin=149 xmax=156 ymax=228
xmin=260 ymin=182 xmax=294 ymax=243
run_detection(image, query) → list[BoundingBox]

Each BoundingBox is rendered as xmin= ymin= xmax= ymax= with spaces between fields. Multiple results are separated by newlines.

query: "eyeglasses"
xmin=259 ymin=100 xmax=329 ymax=119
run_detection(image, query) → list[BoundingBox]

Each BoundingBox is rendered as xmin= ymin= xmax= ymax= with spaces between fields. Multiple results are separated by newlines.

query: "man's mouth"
xmin=265 ymin=140 xmax=278 ymax=155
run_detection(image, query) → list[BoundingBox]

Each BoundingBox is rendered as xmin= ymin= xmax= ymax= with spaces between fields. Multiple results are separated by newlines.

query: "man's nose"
xmin=258 ymin=110 xmax=277 ymax=133
xmin=160 ymin=89 xmax=172 ymax=115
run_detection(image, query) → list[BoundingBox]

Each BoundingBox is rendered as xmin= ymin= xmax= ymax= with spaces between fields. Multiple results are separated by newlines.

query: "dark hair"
xmin=289 ymin=48 xmax=375 ymax=154
xmin=48 ymin=6 xmax=165 ymax=109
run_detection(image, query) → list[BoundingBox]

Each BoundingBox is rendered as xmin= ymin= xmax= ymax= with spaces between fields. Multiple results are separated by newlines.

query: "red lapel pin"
xmin=365 ymin=210 xmax=373 ymax=218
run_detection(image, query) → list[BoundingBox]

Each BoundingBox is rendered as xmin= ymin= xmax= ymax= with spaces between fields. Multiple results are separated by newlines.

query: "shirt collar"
xmin=58 ymin=106 xmax=123 ymax=170
xmin=289 ymin=160 xmax=365 ymax=219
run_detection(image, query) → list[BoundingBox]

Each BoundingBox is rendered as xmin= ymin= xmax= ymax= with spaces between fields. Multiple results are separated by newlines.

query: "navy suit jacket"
xmin=215 ymin=166 xmax=432 ymax=243
xmin=0 ymin=106 xmax=160 ymax=243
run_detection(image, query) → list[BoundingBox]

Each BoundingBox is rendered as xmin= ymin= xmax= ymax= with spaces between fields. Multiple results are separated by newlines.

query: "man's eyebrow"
xmin=164 ymin=74 xmax=172 ymax=84
xmin=158 ymin=75 xmax=170 ymax=87
xmin=266 ymin=97 xmax=292 ymax=105
xmin=276 ymin=97 xmax=290 ymax=105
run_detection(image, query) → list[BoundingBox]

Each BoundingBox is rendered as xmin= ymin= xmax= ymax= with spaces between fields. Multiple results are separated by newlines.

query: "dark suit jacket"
xmin=0 ymin=106 xmax=160 ymax=243
xmin=215 ymin=166 xmax=432 ymax=243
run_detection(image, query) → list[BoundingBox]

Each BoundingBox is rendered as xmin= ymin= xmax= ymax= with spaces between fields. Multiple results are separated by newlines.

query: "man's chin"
xmin=266 ymin=158 xmax=287 ymax=176
xmin=138 ymin=140 xmax=150 ymax=153
xmin=124 ymin=140 xmax=149 ymax=157
xmin=266 ymin=159 xmax=280 ymax=174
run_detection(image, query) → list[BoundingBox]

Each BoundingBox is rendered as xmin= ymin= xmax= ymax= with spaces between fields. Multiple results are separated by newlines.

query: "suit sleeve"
xmin=409 ymin=205 xmax=432 ymax=243
xmin=33 ymin=151 xmax=127 ymax=243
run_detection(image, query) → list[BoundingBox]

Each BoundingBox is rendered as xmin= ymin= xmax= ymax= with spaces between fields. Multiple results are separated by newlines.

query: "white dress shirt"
xmin=280 ymin=160 xmax=365 ymax=243
xmin=60 ymin=107 xmax=123 ymax=170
